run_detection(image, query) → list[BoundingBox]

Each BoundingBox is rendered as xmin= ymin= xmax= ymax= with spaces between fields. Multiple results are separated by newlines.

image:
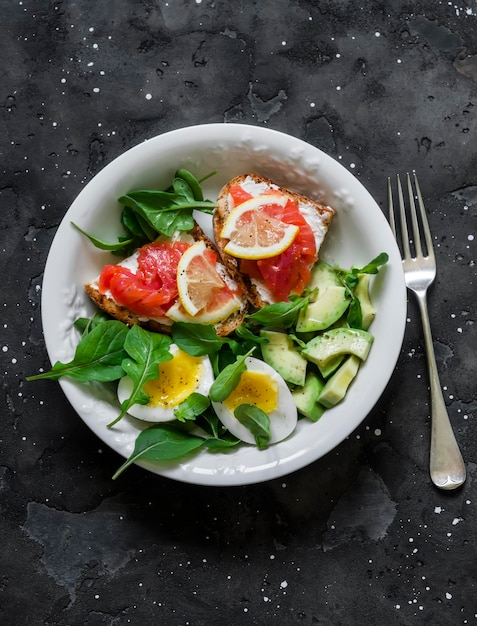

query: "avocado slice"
xmin=318 ymin=355 xmax=361 ymax=408
xmin=302 ymin=327 xmax=373 ymax=370
xmin=260 ymin=330 xmax=307 ymax=386
xmin=291 ymin=371 xmax=326 ymax=422
xmin=354 ymin=274 xmax=376 ymax=330
xmin=296 ymin=285 xmax=350 ymax=332
xmin=307 ymin=260 xmax=341 ymax=290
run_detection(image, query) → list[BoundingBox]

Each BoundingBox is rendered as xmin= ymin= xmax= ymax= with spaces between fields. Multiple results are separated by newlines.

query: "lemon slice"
xmin=176 ymin=240 xmax=239 ymax=320
xmin=166 ymin=296 xmax=241 ymax=325
xmin=221 ymin=194 xmax=299 ymax=260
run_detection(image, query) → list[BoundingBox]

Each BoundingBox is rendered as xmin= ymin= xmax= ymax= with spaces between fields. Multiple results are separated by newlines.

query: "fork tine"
xmin=396 ymin=174 xmax=411 ymax=258
xmin=406 ymin=172 xmax=423 ymax=258
xmin=412 ymin=172 xmax=435 ymax=262
xmin=387 ymin=177 xmax=396 ymax=236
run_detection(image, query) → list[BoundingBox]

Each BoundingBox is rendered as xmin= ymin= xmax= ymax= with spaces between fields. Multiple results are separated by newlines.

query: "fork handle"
xmin=415 ymin=293 xmax=466 ymax=490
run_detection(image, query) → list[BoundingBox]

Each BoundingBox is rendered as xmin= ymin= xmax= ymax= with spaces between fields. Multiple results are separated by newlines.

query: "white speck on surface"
xmin=434 ymin=506 xmax=443 ymax=514
xmin=145 ymin=93 xmax=152 ymax=100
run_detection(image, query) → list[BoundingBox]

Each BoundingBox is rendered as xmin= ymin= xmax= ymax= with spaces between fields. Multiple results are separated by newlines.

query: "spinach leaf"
xmin=204 ymin=436 xmax=241 ymax=451
xmin=246 ymin=291 xmax=314 ymax=329
xmin=233 ymin=325 xmax=268 ymax=349
xmin=174 ymin=392 xmax=210 ymax=422
xmin=333 ymin=252 xmax=388 ymax=328
xmin=335 ymin=252 xmax=389 ymax=293
xmin=346 ymin=296 xmax=363 ymax=329
xmin=118 ymin=174 xmax=216 ymax=238
xmin=208 ymin=348 xmax=254 ymax=403
xmin=195 ymin=407 xmax=222 ymax=438
xmin=112 ymin=423 xmax=205 ymax=479
xmin=108 ymin=325 xmax=172 ymax=428
xmin=172 ymin=322 xmax=238 ymax=357
xmin=355 ymin=252 xmax=389 ymax=275
xmin=234 ymin=403 xmax=271 ymax=450
xmin=175 ymin=168 xmax=204 ymax=201
xmin=73 ymin=169 xmax=216 ymax=253
xmin=26 ymin=320 xmax=129 ymax=383
xmin=74 ymin=311 xmax=111 ymax=335
xmin=71 ymin=222 xmax=136 ymax=252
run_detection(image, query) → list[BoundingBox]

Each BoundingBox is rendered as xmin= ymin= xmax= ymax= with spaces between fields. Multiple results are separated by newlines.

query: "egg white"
xmin=117 ymin=344 xmax=214 ymax=423
xmin=212 ymin=356 xmax=298 ymax=445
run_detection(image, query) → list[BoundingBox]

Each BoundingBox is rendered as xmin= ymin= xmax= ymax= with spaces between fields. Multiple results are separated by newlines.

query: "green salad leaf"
xmin=334 ymin=252 xmax=389 ymax=328
xmin=246 ymin=290 xmax=316 ymax=329
xmin=26 ymin=320 xmax=129 ymax=383
xmin=174 ymin=392 xmax=210 ymax=423
xmin=208 ymin=348 xmax=255 ymax=403
xmin=234 ymin=403 xmax=271 ymax=450
xmin=108 ymin=326 xmax=172 ymax=428
xmin=72 ymin=169 xmax=216 ymax=256
xmin=112 ymin=423 xmax=206 ymax=479
xmin=172 ymin=322 xmax=238 ymax=356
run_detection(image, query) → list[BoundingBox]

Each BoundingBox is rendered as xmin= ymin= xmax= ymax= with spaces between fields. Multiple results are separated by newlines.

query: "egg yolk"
xmin=224 ymin=371 xmax=278 ymax=413
xmin=143 ymin=350 xmax=204 ymax=408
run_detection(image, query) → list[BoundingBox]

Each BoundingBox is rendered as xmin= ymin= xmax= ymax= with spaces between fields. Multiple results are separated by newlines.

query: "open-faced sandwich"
xmin=84 ymin=173 xmax=335 ymax=335
xmin=85 ymin=221 xmax=248 ymax=337
xmin=213 ymin=174 xmax=335 ymax=308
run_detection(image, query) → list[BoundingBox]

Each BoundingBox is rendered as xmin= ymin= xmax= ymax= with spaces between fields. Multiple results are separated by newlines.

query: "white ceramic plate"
xmin=41 ymin=123 xmax=406 ymax=486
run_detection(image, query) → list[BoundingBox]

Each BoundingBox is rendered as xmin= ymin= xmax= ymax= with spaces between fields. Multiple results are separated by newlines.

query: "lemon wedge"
xmin=221 ymin=194 xmax=299 ymax=260
xmin=175 ymin=240 xmax=240 ymax=322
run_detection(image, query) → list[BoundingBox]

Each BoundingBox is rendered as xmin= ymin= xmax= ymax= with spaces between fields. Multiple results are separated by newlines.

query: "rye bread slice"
xmin=213 ymin=173 xmax=335 ymax=308
xmin=84 ymin=222 xmax=248 ymax=337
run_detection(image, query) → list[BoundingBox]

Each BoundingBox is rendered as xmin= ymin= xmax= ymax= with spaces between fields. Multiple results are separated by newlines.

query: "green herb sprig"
xmin=72 ymin=169 xmax=217 ymax=257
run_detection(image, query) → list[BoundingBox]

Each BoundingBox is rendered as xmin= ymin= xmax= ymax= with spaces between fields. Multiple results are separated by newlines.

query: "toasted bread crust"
xmin=84 ymin=222 xmax=248 ymax=336
xmin=213 ymin=173 xmax=335 ymax=308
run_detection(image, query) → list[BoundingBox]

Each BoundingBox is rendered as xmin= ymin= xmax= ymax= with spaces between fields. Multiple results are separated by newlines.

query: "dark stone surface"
xmin=2 ymin=1 xmax=477 ymax=624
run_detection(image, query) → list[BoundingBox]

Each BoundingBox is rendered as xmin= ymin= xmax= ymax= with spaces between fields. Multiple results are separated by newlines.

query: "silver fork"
xmin=388 ymin=172 xmax=466 ymax=490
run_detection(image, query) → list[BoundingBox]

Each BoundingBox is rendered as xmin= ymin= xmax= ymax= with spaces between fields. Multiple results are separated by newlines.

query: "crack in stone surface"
xmin=22 ymin=501 xmax=137 ymax=606
xmin=323 ymin=468 xmax=397 ymax=552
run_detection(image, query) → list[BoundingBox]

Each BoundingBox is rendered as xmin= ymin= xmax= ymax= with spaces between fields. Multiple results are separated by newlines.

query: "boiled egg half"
xmin=212 ymin=356 xmax=298 ymax=445
xmin=117 ymin=343 xmax=214 ymax=422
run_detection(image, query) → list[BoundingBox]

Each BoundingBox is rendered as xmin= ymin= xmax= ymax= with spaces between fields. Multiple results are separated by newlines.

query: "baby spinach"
xmin=26 ymin=320 xmax=129 ymax=383
xmin=112 ymin=423 xmax=206 ymax=479
xmin=108 ymin=325 xmax=172 ymax=428
xmin=174 ymin=392 xmax=210 ymax=423
xmin=118 ymin=172 xmax=216 ymax=238
xmin=335 ymin=252 xmax=389 ymax=293
xmin=334 ymin=252 xmax=389 ymax=329
xmin=203 ymin=435 xmax=241 ymax=451
xmin=172 ymin=322 xmax=238 ymax=357
xmin=246 ymin=290 xmax=315 ymax=329
xmin=72 ymin=169 xmax=216 ymax=256
xmin=234 ymin=404 xmax=271 ymax=450
xmin=208 ymin=348 xmax=255 ymax=403
xmin=74 ymin=311 xmax=111 ymax=335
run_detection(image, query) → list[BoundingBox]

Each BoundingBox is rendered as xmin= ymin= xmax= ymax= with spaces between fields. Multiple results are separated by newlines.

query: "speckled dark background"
xmin=2 ymin=1 xmax=477 ymax=624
